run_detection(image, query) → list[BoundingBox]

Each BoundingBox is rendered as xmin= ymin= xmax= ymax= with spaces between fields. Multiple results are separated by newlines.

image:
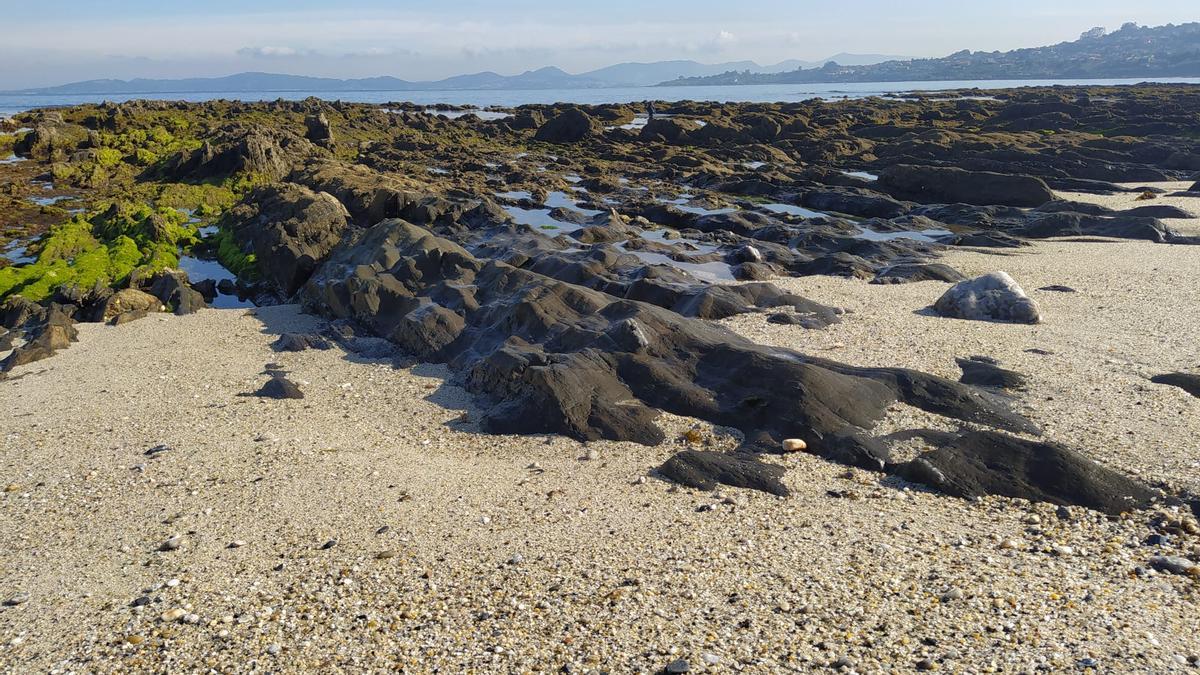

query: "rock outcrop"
xmin=534 ymin=109 xmax=601 ymax=143
xmin=224 ymin=183 xmax=352 ymax=296
xmin=879 ymin=165 xmax=1056 ymax=207
xmin=163 ymin=126 xmax=316 ymax=181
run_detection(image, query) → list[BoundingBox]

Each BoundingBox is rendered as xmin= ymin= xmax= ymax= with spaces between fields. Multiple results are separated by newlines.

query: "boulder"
xmin=879 ymin=165 xmax=1055 ymax=207
xmin=639 ymin=118 xmax=701 ymax=143
xmin=100 ymin=288 xmax=161 ymax=321
xmin=304 ymin=113 xmax=334 ymax=145
xmin=934 ymin=272 xmax=1040 ymax=324
xmin=533 ymin=109 xmax=601 ymax=143
xmin=149 ymin=271 xmax=206 ymax=315
xmin=224 ymin=183 xmax=352 ymax=296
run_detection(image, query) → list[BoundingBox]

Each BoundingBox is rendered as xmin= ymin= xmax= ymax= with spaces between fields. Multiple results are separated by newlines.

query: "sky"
xmin=1 ymin=1 xmax=1197 ymax=89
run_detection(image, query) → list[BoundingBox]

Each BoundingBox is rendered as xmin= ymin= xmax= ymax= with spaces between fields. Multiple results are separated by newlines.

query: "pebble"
xmin=1149 ymin=555 xmax=1197 ymax=576
xmin=508 ymin=553 xmax=525 ymax=565
xmin=781 ymin=438 xmax=807 ymax=452
xmin=375 ymin=526 xmax=390 ymax=535
xmin=165 ymin=578 xmax=180 ymax=588
xmin=161 ymin=608 xmax=186 ymax=622
xmin=4 ymin=592 xmax=29 ymax=606
xmin=159 ymin=535 xmax=183 ymax=552
xmin=319 ymin=539 xmax=337 ymax=550
xmin=227 ymin=540 xmax=246 ymax=548
xmin=1051 ymin=544 xmax=1074 ymax=556
xmin=701 ymin=653 xmax=720 ymax=665
xmin=144 ymin=444 xmax=172 ymax=458
xmin=941 ymin=587 xmax=964 ymax=602
xmin=266 ymin=643 xmax=281 ymax=656
xmin=665 ymin=658 xmax=690 ymax=673
xmin=584 ymin=448 xmax=599 ymax=461
xmin=130 ymin=595 xmax=151 ymax=608
xmin=916 ymin=658 xmax=936 ymax=670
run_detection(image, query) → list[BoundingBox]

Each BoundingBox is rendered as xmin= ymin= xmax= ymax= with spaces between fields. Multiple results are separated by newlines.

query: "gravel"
xmin=1 ymin=195 xmax=1199 ymax=671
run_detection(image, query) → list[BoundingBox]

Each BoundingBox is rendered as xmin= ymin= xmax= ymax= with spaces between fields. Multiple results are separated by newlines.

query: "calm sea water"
xmin=2 ymin=78 xmax=1199 ymax=117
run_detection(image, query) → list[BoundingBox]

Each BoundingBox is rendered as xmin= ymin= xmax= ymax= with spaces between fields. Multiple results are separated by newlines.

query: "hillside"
xmin=6 ymin=55 xmax=903 ymax=95
xmin=662 ymin=23 xmax=1200 ymax=86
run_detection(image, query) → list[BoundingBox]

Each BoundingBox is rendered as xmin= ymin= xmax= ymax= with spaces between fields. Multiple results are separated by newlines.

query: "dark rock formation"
xmin=872 ymin=263 xmax=966 ymax=285
xmin=0 ymin=306 xmax=77 ymax=372
xmin=304 ymin=113 xmax=334 ymax=145
xmin=1150 ymin=372 xmax=1200 ymax=398
xmin=149 ymin=271 xmax=206 ymax=315
xmin=224 ymin=183 xmax=352 ymax=296
xmin=290 ymin=218 xmax=1138 ymax=509
xmin=892 ymin=431 xmax=1156 ymax=515
xmin=273 ymin=333 xmax=334 ymax=352
xmin=640 ymin=118 xmax=702 ymax=143
xmin=534 ymin=109 xmax=601 ymax=143
xmin=163 ymin=126 xmax=316 ymax=181
xmin=957 ymin=356 xmax=1028 ymax=390
xmin=657 ymin=450 xmax=789 ymax=496
xmin=247 ymin=373 xmax=305 ymax=399
xmin=879 ymin=165 xmax=1056 ymax=207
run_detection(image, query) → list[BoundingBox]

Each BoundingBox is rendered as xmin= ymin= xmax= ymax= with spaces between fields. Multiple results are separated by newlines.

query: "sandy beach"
xmin=2 ymin=186 xmax=1199 ymax=673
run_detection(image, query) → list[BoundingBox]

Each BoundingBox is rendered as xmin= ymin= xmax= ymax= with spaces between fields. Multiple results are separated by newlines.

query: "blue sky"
xmin=1 ymin=1 xmax=1197 ymax=88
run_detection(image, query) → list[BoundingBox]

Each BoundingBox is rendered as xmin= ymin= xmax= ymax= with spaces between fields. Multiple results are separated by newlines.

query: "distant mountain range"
xmin=662 ymin=22 xmax=1200 ymax=86
xmin=2 ymin=54 xmax=904 ymax=95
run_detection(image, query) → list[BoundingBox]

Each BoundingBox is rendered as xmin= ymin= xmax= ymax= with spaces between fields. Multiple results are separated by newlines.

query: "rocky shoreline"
xmin=1 ymin=85 xmax=1199 ymax=671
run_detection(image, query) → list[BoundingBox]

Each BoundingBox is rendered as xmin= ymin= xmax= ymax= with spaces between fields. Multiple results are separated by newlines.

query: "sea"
xmin=3 ymin=77 xmax=1200 ymax=117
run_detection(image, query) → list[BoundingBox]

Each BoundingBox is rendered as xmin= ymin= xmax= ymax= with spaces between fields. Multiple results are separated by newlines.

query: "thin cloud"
xmin=237 ymin=46 xmax=315 ymax=58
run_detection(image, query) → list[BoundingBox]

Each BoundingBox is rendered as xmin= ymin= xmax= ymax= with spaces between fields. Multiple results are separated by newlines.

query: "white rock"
xmin=782 ymin=438 xmax=807 ymax=452
xmin=934 ymin=272 xmax=1040 ymax=324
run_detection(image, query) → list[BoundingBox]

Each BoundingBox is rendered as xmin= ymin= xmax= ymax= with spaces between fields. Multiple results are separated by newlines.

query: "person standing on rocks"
xmin=647 ymin=101 xmax=656 ymax=123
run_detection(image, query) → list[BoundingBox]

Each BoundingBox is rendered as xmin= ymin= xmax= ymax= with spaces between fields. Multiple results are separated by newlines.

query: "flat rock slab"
xmin=1150 ymin=372 xmax=1200 ymax=399
xmin=957 ymin=356 xmax=1028 ymax=391
xmin=658 ymin=450 xmax=789 ymax=496
xmin=893 ymin=430 xmax=1156 ymax=515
